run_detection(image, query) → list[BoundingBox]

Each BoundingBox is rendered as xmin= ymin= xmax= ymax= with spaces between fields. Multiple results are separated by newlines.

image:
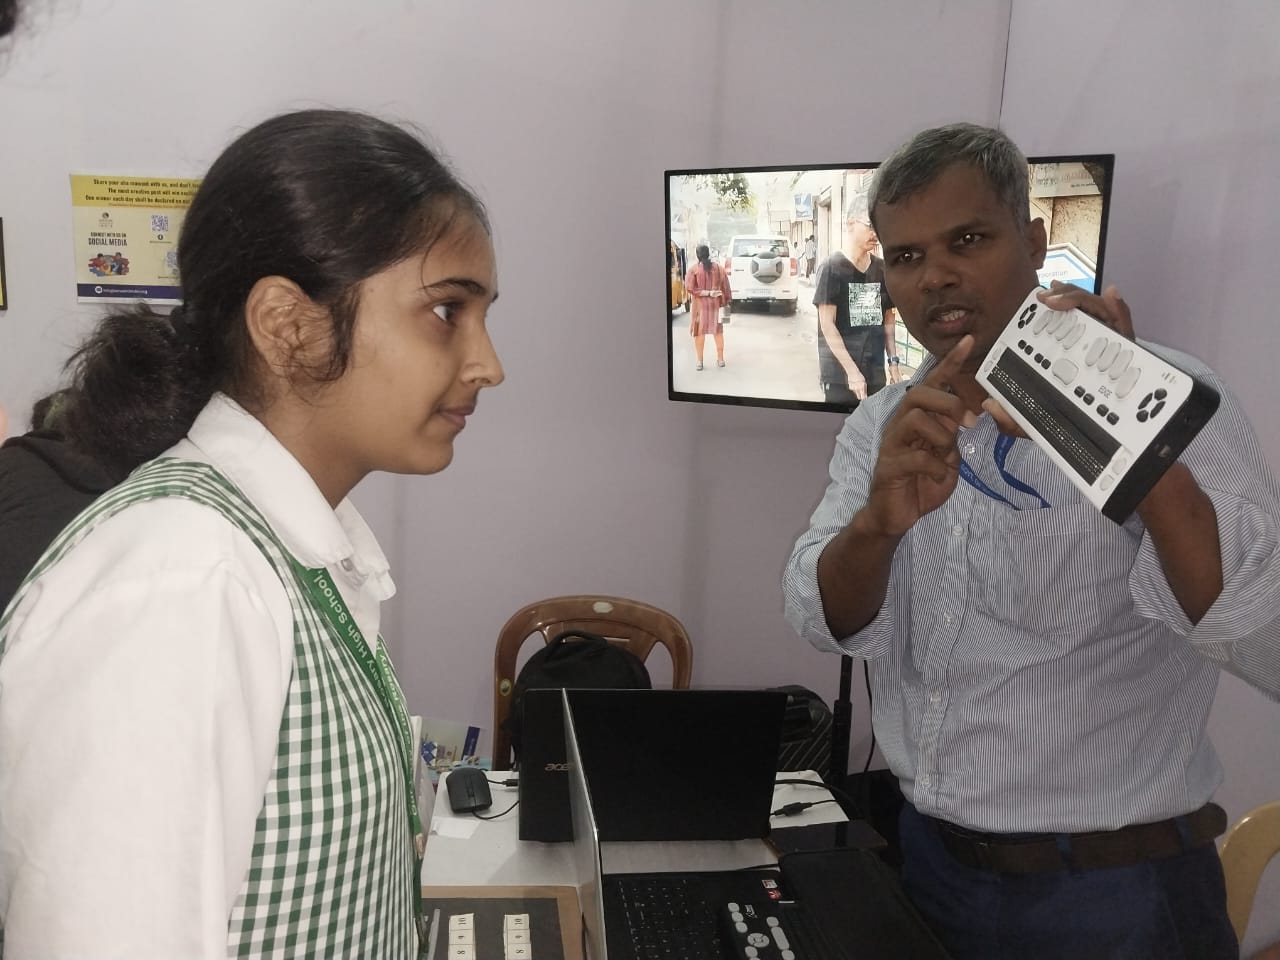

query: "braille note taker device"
xmin=977 ymin=287 xmax=1219 ymax=523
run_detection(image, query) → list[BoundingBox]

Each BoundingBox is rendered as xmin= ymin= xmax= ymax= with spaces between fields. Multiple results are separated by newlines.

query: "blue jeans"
xmin=898 ymin=803 xmax=1239 ymax=959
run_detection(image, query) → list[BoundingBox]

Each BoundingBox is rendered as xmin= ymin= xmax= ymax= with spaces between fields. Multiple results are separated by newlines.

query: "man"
xmin=783 ymin=122 xmax=1280 ymax=959
xmin=803 ymin=234 xmax=816 ymax=278
xmin=812 ymin=194 xmax=899 ymax=406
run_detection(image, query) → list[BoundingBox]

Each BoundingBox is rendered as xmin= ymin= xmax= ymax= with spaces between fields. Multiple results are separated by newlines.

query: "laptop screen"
xmin=563 ymin=688 xmax=610 ymax=960
xmin=563 ymin=688 xmax=788 ymax=842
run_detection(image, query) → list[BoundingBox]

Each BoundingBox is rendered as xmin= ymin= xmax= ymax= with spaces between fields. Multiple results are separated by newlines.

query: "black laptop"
xmin=561 ymin=689 xmax=951 ymax=960
xmin=520 ymin=687 xmax=788 ymax=842
xmin=562 ymin=688 xmax=793 ymax=960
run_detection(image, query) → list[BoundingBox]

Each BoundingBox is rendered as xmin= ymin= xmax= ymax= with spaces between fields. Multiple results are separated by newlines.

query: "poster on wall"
xmin=69 ymin=174 xmax=200 ymax=304
xmin=0 ymin=218 xmax=8 ymax=309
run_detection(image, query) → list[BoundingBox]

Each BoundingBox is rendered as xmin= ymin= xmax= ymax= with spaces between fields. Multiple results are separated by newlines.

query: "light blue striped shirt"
xmin=783 ymin=341 xmax=1280 ymax=833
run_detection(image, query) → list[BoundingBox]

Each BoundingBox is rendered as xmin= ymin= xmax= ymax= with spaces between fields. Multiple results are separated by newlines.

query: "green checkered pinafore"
xmin=0 ymin=458 xmax=417 ymax=959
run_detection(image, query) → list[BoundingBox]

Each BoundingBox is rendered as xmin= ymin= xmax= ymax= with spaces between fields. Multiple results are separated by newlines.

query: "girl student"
xmin=0 ymin=109 xmax=503 ymax=959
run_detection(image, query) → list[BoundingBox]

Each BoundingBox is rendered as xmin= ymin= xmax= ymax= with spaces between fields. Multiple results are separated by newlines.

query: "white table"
xmin=422 ymin=769 xmax=845 ymax=888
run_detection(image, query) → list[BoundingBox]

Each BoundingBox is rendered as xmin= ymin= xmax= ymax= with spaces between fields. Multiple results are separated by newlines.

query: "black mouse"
xmin=445 ymin=767 xmax=493 ymax=814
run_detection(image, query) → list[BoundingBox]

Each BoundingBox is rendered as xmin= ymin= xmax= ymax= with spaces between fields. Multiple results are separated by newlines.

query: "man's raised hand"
xmin=860 ymin=335 xmax=979 ymax=538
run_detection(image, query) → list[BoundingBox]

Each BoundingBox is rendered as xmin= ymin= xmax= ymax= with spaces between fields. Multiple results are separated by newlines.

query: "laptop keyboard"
xmin=604 ymin=876 xmax=724 ymax=959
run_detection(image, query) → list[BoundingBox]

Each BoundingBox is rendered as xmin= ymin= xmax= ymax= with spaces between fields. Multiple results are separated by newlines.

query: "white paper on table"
xmin=432 ymin=818 xmax=481 ymax=840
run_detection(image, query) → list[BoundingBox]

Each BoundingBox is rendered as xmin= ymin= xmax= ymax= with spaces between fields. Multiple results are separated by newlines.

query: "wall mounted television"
xmin=665 ymin=153 xmax=1114 ymax=414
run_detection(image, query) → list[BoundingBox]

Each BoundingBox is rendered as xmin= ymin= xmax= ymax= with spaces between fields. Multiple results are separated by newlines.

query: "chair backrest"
xmin=1220 ymin=799 xmax=1280 ymax=941
xmin=491 ymin=595 xmax=693 ymax=770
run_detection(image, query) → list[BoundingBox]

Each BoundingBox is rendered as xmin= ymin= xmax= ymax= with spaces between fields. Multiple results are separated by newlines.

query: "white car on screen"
xmin=724 ymin=235 xmax=799 ymax=315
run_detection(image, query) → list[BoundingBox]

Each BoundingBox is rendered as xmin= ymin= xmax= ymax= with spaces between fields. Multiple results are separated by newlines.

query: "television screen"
xmin=665 ymin=154 xmax=1114 ymax=413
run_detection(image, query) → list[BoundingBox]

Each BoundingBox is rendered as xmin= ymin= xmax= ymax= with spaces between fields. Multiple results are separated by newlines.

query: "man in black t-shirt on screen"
xmin=812 ymin=192 xmax=899 ymax=407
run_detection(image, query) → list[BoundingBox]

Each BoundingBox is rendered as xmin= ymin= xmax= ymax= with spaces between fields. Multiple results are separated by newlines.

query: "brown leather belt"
xmin=934 ymin=802 xmax=1228 ymax=875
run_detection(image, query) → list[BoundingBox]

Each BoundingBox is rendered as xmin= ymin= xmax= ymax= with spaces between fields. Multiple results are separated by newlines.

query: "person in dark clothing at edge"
xmin=0 ymin=2 xmax=118 ymax=613
xmin=0 ymin=391 xmax=119 ymax=612
xmin=0 ymin=0 xmax=17 ymax=38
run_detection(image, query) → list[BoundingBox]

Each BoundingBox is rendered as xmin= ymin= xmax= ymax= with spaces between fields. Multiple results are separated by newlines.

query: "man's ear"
xmin=1026 ymin=217 xmax=1048 ymax=270
xmin=243 ymin=276 xmax=326 ymax=376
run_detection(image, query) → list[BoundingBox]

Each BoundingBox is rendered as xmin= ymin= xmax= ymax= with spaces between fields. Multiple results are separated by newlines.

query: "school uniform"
xmin=0 ymin=393 xmax=419 ymax=959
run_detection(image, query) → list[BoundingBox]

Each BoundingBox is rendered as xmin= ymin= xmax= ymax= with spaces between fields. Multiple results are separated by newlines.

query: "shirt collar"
xmin=913 ymin=352 xmax=941 ymax=380
xmin=173 ymin=393 xmax=395 ymax=600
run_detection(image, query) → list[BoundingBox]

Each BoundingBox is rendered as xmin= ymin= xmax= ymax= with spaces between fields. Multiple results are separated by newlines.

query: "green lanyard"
xmin=292 ymin=561 xmax=428 ymax=950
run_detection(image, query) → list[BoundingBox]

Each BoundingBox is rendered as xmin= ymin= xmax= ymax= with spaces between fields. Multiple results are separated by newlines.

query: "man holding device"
xmin=784 ymin=121 xmax=1280 ymax=958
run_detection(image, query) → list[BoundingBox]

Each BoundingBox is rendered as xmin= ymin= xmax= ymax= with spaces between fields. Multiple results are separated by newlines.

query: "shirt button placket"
xmin=917 ymin=493 xmax=974 ymax=809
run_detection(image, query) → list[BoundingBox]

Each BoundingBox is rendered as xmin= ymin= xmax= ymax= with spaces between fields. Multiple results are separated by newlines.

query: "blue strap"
xmin=958 ymin=459 xmax=1018 ymax=508
xmin=993 ymin=435 xmax=1051 ymax=509
xmin=958 ymin=434 xmax=1050 ymax=510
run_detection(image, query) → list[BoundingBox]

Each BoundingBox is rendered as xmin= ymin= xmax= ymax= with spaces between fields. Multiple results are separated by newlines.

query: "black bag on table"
xmin=506 ymin=630 xmax=651 ymax=761
xmin=508 ymin=630 xmax=652 ymax=842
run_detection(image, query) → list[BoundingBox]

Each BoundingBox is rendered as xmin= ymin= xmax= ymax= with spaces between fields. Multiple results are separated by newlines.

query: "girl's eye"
xmin=892 ymin=251 xmax=917 ymax=265
xmin=432 ymin=303 xmax=460 ymax=325
xmin=958 ymin=232 xmax=982 ymax=246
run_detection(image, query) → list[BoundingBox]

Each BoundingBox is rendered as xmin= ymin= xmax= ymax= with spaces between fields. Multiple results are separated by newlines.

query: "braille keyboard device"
xmin=720 ymin=900 xmax=806 ymax=960
xmin=976 ymin=288 xmax=1219 ymax=523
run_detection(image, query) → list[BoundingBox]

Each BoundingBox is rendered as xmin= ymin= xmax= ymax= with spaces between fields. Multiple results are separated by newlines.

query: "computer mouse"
xmin=445 ymin=766 xmax=493 ymax=814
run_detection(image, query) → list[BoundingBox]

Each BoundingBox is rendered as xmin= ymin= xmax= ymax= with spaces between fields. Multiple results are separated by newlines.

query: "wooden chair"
xmin=491 ymin=595 xmax=693 ymax=770
xmin=1220 ymin=799 xmax=1280 ymax=943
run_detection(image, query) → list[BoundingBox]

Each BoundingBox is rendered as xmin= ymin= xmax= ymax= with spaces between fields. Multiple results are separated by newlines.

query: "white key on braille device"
xmin=976 ymin=288 xmax=1220 ymax=523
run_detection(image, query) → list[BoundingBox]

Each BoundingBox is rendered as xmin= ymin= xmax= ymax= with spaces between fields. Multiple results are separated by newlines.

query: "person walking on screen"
xmin=811 ymin=193 xmax=898 ymax=407
xmin=803 ymin=234 xmax=817 ymax=278
xmin=0 ymin=108 xmax=504 ymax=959
xmin=685 ymin=242 xmax=731 ymax=370
xmin=784 ymin=121 xmax=1280 ymax=959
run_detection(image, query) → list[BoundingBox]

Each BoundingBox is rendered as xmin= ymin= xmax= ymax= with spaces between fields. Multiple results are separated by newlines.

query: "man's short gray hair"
xmin=844 ymin=191 xmax=871 ymax=224
xmin=868 ymin=122 xmax=1029 ymax=228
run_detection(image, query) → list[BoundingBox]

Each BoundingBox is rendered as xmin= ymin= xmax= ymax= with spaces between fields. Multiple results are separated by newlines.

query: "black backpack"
xmin=505 ymin=630 xmax=651 ymax=762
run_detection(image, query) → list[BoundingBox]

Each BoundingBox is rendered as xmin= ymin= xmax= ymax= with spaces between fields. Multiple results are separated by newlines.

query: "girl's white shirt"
xmin=0 ymin=392 xmax=396 ymax=960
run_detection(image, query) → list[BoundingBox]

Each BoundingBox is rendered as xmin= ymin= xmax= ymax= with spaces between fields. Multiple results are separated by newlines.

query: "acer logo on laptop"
xmin=544 ymin=762 xmax=570 ymax=772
